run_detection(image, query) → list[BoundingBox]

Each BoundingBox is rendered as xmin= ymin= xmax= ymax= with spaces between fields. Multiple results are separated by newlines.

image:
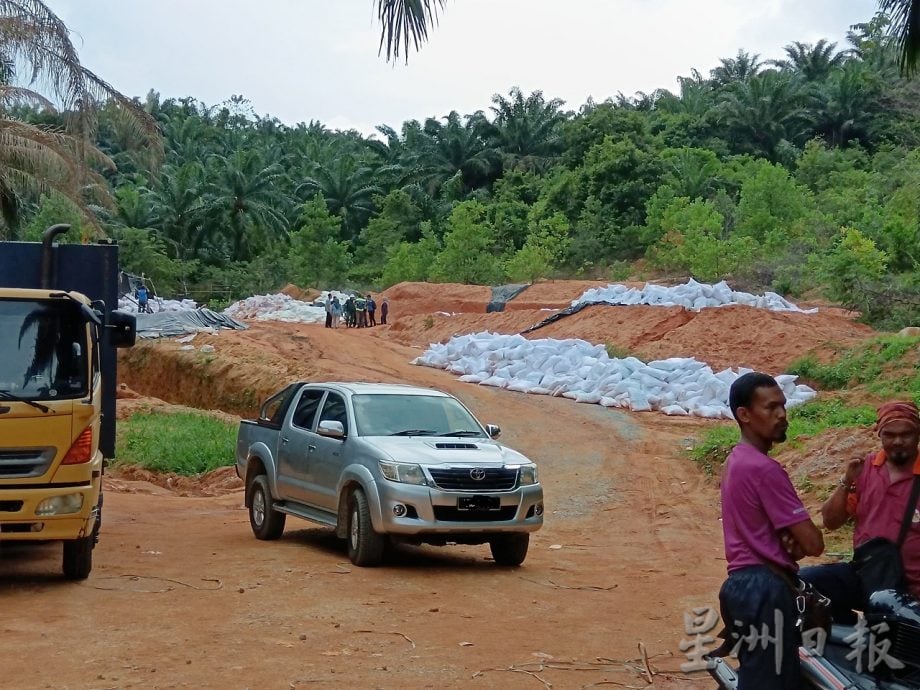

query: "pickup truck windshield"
xmin=0 ymin=299 xmax=89 ymax=400
xmin=352 ymin=394 xmax=485 ymax=438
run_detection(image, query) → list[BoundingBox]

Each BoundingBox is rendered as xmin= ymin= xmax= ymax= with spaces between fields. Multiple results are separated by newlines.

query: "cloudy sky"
xmin=52 ymin=0 xmax=878 ymax=136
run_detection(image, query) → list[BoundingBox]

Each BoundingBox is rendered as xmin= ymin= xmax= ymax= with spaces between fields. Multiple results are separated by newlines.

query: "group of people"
xmin=323 ymin=292 xmax=389 ymax=329
xmin=715 ymin=372 xmax=920 ymax=687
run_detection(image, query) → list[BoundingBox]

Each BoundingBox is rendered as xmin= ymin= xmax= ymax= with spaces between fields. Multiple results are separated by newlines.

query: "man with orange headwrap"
xmin=799 ymin=400 xmax=920 ymax=623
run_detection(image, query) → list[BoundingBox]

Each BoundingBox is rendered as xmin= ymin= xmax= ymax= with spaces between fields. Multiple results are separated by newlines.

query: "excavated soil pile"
xmin=380 ymin=281 xmax=493 ymax=316
xmin=384 ymin=302 xmax=874 ymax=373
xmin=279 ymin=282 xmax=319 ymax=303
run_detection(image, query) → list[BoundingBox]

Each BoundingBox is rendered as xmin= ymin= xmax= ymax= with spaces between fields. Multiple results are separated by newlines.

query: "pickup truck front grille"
xmin=0 ymin=448 xmax=56 ymax=478
xmin=428 ymin=467 xmax=518 ymax=491
xmin=433 ymin=506 xmax=518 ymax=522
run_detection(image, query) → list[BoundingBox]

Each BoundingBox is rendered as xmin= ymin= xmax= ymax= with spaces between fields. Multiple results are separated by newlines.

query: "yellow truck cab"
xmin=0 ymin=225 xmax=135 ymax=579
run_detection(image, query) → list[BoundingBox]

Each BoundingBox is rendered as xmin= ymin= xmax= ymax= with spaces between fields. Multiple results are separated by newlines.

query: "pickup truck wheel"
xmin=62 ymin=535 xmax=94 ymax=580
xmin=249 ymin=475 xmax=285 ymax=540
xmin=347 ymin=489 xmax=385 ymax=567
xmin=489 ymin=534 xmax=529 ymax=567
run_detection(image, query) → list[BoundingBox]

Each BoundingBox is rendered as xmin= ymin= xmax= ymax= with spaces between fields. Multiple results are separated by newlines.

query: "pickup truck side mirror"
xmin=485 ymin=424 xmax=501 ymax=439
xmin=317 ymin=420 xmax=345 ymax=440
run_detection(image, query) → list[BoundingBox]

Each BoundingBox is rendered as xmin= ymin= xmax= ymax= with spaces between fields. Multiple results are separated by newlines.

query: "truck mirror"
xmin=317 ymin=420 xmax=345 ymax=439
xmin=108 ymin=310 xmax=137 ymax=348
xmin=486 ymin=424 xmax=501 ymax=439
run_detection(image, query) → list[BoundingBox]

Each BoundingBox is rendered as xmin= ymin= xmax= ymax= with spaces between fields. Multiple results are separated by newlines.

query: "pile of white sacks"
xmin=413 ymin=332 xmax=817 ymax=419
xmin=224 ymin=291 xmax=351 ymax=324
xmin=117 ymin=296 xmax=198 ymax=313
xmin=573 ymin=279 xmax=817 ymax=313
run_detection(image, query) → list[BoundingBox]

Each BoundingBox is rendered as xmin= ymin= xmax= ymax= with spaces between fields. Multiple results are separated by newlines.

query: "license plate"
xmin=458 ymin=495 xmax=500 ymax=511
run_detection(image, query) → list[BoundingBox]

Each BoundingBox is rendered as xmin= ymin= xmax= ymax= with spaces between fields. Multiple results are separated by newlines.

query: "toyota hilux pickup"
xmin=235 ymin=382 xmax=544 ymax=566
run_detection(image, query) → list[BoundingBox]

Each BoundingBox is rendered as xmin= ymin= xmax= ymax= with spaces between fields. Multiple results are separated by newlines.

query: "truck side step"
xmin=274 ymin=502 xmax=338 ymax=528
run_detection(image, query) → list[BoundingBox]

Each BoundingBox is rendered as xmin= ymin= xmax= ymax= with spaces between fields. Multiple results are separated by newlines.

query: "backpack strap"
xmin=896 ymin=474 xmax=920 ymax=548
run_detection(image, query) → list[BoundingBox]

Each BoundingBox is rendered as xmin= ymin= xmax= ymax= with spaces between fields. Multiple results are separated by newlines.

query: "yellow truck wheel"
xmin=62 ymin=535 xmax=94 ymax=580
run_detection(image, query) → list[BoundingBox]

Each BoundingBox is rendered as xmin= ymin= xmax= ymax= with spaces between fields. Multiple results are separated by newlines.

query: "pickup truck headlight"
xmin=519 ymin=465 xmax=539 ymax=485
xmin=378 ymin=461 xmax=428 ymax=486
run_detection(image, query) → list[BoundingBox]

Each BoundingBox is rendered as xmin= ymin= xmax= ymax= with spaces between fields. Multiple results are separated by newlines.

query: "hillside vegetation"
xmin=2 ymin=11 xmax=919 ymax=329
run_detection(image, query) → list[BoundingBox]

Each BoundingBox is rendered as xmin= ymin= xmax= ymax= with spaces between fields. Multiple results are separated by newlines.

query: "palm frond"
xmin=880 ymin=0 xmax=920 ymax=75
xmin=375 ymin=0 xmax=447 ymax=64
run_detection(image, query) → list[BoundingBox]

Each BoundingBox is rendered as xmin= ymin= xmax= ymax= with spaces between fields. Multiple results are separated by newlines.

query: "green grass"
xmin=688 ymin=399 xmax=876 ymax=473
xmin=789 ymin=334 xmax=920 ymax=399
xmin=605 ymin=341 xmax=631 ymax=360
xmin=115 ymin=411 xmax=237 ymax=475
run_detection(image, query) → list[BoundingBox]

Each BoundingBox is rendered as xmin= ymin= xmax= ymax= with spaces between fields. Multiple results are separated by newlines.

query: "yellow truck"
xmin=0 ymin=225 xmax=135 ymax=579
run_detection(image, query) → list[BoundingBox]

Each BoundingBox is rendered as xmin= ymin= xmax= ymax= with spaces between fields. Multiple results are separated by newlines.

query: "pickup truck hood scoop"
xmin=367 ymin=437 xmax=527 ymax=466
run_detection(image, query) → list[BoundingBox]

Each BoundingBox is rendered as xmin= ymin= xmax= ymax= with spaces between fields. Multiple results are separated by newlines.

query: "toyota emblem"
xmin=469 ymin=468 xmax=486 ymax=481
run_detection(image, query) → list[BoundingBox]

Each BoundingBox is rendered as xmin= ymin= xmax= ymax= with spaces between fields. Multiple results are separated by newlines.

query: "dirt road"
xmin=3 ymin=321 xmax=732 ymax=689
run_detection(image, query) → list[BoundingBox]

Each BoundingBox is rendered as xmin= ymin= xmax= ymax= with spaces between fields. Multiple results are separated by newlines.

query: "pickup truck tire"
xmin=346 ymin=488 xmax=385 ymax=567
xmin=62 ymin=535 xmax=94 ymax=580
xmin=489 ymin=534 xmax=529 ymax=566
xmin=249 ymin=475 xmax=286 ymax=540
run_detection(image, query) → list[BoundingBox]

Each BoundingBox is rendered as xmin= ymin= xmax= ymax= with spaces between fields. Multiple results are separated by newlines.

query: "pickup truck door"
xmin=309 ymin=391 xmax=350 ymax=511
xmin=275 ymin=387 xmax=325 ymax=503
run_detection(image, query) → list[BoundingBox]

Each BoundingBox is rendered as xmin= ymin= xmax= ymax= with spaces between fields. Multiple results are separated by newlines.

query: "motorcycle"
xmin=707 ymin=590 xmax=920 ymax=689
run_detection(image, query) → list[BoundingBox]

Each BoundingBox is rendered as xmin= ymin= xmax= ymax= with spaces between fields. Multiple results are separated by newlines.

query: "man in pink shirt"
xmin=800 ymin=401 xmax=920 ymax=623
xmin=716 ymin=372 xmax=824 ymax=689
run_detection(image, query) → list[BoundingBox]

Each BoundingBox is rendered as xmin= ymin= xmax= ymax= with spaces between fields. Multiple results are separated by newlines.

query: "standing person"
xmin=331 ymin=296 xmax=342 ymax=329
xmin=135 ymin=282 xmax=149 ymax=314
xmin=354 ymin=294 xmax=367 ymax=328
xmin=800 ymin=401 xmax=920 ymax=623
xmin=345 ymin=296 xmax=356 ymax=328
xmin=367 ymin=294 xmax=377 ymax=327
xmin=324 ymin=292 xmax=333 ymax=329
xmin=716 ymin=372 xmax=824 ymax=688
xmin=380 ymin=298 xmax=389 ymax=325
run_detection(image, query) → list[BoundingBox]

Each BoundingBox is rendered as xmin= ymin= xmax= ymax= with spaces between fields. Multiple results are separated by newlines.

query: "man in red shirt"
xmin=716 ymin=372 xmax=824 ymax=688
xmin=800 ymin=401 xmax=920 ymax=623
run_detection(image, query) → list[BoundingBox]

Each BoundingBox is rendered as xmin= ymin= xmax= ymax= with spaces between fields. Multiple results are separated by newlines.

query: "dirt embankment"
xmin=312 ymin=279 xmax=877 ymax=373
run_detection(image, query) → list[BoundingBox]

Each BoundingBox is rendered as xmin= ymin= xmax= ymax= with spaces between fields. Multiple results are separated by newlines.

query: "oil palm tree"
xmin=710 ymin=50 xmax=763 ymax=87
xmin=0 ymin=0 xmax=159 ymax=235
xmin=204 ymin=149 xmax=291 ymax=261
xmin=147 ymin=162 xmax=208 ymax=259
xmin=717 ymin=71 xmax=813 ymax=161
xmin=811 ymin=62 xmax=878 ymax=147
xmin=296 ymin=157 xmax=382 ymax=241
xmin=770 ymin=40 xmax=849 ymax=81
xmin=485 ymin=87 xmax=567 ymax=172
xmin=412 ymin=111 xmax=498 ymax=195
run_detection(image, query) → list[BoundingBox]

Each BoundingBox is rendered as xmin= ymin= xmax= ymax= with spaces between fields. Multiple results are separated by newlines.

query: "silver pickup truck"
xmin=235 ymin=382 xmax=544 ymax=566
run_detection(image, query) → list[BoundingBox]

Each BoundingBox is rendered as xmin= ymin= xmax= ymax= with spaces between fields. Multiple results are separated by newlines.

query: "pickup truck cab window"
xmin=318 ymin=392 xmax=348 ymax=435
xmin=291 ymin=389 xmax=324 ymax=430
xmin=259 ymin=386 xmax=293 ymax=428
